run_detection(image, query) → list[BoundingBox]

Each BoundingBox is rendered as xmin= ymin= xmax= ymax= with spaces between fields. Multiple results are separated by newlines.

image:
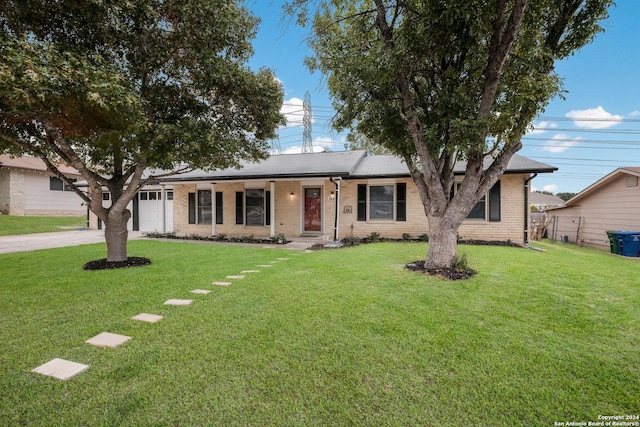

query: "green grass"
xmin=0 ymin=215 xmax=86 ymax=235
xmin=0 ymin=240 xmax=638 ymax=426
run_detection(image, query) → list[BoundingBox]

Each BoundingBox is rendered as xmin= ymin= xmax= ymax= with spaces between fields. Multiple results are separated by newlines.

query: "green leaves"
xmin=0 ymin=0 xmax=284 ymax=187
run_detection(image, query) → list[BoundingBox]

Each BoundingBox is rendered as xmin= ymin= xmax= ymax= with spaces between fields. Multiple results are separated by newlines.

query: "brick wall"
xmin=93 ymin=173 xmax=530 ymax=245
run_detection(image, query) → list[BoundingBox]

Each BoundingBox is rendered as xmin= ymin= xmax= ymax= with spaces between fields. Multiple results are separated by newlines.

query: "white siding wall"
xmin=552 ymin=173 xmax=640 ymax=250
xmin=22 ymin=171 xmax=85 ymax=215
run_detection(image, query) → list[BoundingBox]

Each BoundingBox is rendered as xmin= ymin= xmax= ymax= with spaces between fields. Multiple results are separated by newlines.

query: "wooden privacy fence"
xmin=548 ymin=215 xmax=584 ymax=245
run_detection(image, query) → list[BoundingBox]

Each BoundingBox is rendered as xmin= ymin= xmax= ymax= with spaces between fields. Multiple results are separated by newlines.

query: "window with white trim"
xmin=357 ymin=182 xmax=406 ymax=221
xmin=454 ymin=181 xmax=501 ymax=222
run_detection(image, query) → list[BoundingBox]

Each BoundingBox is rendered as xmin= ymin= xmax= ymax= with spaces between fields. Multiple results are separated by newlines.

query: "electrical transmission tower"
xmin=302 ymin=90 xmax=313 ymax=153
xmin=270 ymin=133 xmax=282 ymax=155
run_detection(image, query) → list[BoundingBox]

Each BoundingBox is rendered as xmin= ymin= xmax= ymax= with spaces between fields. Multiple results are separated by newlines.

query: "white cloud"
xmin=527 ymin=121 xmax=558 ymax=135
xmin=531 ymin=184 xmax=559 ymax=193
xmin=566 ymin=106 xmax=622 ymax=129
xmin=280 ymin=97 xmax=315 ymax=128
xmin=279 ymin=136 xmax=343 ymax=155
xmin=542 ymin=134 xmax=583 ymax=153
xmin=630 ymin=111 xmax=640 ymax=117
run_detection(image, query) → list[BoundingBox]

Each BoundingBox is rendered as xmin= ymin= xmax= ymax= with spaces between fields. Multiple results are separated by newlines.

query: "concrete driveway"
xmin=0 ymin=230 xmax=143 ymax=254
xmin=0 ymin=230 xmax=321 ymax=254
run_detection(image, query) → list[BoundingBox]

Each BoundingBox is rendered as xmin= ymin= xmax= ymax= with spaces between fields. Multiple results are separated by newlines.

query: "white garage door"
xmin=138 ymin=190 xmax=173 ymax=232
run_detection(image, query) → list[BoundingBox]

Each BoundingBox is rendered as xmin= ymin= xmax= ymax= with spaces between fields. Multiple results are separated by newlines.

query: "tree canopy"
xmin=0 ymin=0 xmax=285 ymax=262
xmin=290 ymin=0 xmax=612 ymax=270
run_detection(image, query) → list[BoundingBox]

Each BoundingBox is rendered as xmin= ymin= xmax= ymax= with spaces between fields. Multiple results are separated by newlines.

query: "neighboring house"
xmin=91 ymin=150 xmax=556 ymax=246
xmin=530 ymin=192 xmax=565 ymax=211
xmin=547 ymin=167 xmax=640 ymax=250
xmin=0 ymin=154 xmax=85 ymax=216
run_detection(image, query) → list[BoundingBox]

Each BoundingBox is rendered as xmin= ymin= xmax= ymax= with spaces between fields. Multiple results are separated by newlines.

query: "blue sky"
xmin=246 ymin=1 xmax=640 ymax=195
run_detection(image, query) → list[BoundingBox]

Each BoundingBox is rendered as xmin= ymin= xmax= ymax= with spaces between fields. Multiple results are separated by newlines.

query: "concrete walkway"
xmin=0 ymin=230 xmax=143 ymax=254
xmin=0 ymin=230 xmax=323 ymax=254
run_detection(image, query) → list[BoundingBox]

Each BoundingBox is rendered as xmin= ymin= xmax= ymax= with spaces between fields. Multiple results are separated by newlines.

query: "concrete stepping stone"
xmin=226 ymin=275 xmax=244 ymax=279
xmin=241 ymin=270 xmax=260 ymax=273
xmin=277 ymin=258 xmax=290 ymax=261
xmin=212 ymin=281 xmax=231 ymax=286
xmin=269 ymin=260 xmax=280 ymax=263
xmin=32 ymin=358 xmax=89 ymax=381
xmin=257 ymin=265 xmax=272 ymax=268
xmin=191 ymin=289 xmax=211 ymax=294
xmin=132 ymin=313 xmax=164 ymax=323
xmin=86 ymin=332 xmax=131 ymax=348
xmin=164 ymin=299 xmax=193 ymax=306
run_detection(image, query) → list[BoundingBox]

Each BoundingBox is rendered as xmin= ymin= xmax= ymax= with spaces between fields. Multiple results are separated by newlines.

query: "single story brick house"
xmin=547 ymin=167 xmax=640 ymax=250
xmin=0 ymin=154 xmax=85 ymax=216
xmin=92 ymin=150 xmax=556 ymax=246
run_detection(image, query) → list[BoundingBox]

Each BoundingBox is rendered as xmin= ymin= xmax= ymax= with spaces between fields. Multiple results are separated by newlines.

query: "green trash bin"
xmin=606 ymin=231 xmax=621 ymax=254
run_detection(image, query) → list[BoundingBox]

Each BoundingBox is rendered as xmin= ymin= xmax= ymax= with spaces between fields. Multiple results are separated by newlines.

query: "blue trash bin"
xmin=615 ymin=231 xmax=640 ymax=257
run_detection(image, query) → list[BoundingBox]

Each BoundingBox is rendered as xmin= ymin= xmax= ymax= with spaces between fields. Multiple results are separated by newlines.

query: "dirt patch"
xmin=405 ymin=260 xmax=476 ymax=281
xmin=83 ymin=257 xmax=151 ymax=270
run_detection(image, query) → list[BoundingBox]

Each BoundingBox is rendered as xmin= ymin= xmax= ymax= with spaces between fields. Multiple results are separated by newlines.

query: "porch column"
xmin=161 ymin=184 xmax=166 ymax=233
xmin=211 ymin=182 xmax=216 ymax=236
xmin=270 ymin=181 xmax=276 ymax=238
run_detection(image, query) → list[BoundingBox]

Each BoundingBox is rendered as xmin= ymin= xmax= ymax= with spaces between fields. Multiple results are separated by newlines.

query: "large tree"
xmin=0 ymin=0 xmax=284 ymax=263
xmin=290 ymin=0 xmax=611 ymax=269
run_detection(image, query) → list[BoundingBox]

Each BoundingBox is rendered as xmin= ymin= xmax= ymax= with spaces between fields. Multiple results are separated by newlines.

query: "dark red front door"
xmin=304 ymin=188 xmax=322 ymax=232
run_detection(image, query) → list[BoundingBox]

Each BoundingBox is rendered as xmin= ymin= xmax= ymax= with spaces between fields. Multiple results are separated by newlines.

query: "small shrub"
xmin=418 ymin=233 xmax=429 ymax=242
xmin=369 ymin=232 xmax=381 ymax=241
xmin=454 ymin=253 xmax=469 ymax=271
xmin=342 ymin=236 xmax=361 ymax=246
xmin=271 ymin=233 xmax=287 ymax=244
xmin=402 ymin=233 xmax=413 ymax=241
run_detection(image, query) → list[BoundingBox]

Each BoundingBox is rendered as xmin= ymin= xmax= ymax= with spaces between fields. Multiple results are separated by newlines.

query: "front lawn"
xmin=0 ymin=215 xmax=86 ymax=236
xmin=0 ymin=240 xmax=638 ymax=425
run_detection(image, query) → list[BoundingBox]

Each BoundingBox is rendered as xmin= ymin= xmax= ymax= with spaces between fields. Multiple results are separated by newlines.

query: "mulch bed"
xmin=83 ymin=257 xmax=151 ymax=270
xmin=405 ymin=260 xmax=476 ymax=281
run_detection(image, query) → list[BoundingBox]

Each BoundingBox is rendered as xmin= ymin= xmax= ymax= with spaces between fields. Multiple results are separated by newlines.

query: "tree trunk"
xmin=103 ymin=209 xmax=131 ymax=262
xmin=426 ymin=214 xmax=461 ymax=270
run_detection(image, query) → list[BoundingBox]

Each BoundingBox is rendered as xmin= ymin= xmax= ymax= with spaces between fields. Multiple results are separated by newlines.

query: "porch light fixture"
xmin=289 ymin=192 xmax=294 ymax=199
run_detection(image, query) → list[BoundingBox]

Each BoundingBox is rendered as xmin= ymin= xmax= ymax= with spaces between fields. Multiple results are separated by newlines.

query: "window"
xmin=49 ymin=177 xmax=64 ymax=191
xmin=49 ymin=176 xmax=76 ymax=191
xmin=235 ymin=189 xmax=270 ymax=226
xmin=102 ymin=192 xmax=110 ymax=201
xmin=467 ymin=195 xmax=486 ymax=219
xmin=246 ymin=189 xmax=264 ymax=226
xmin=370 ymin=185 xmax=394 ymax=220
xmin=189 ymin=191 xmax=221 ymax=225
xmin=197 ymin=190 xmax=212 ymax=224
xmin=455 ymin=181 xmax=501 ymax=221
xmin=357 ymin=182 xmax=406 ymax=221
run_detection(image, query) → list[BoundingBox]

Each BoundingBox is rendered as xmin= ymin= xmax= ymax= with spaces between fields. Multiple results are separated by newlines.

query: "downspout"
xmin=524 ymin=173 xmax=538 ymax=246
xmin=328 ymin=177 xmax=343 ymax=246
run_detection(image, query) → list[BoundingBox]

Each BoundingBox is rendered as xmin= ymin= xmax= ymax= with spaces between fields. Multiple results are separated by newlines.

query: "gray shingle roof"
xmin=161 ymin=150 xmax=367 ymax=182
xmin=349 ymin=153 xmax=557 ymax=178
xmin=159 ymin=151 xmax=556 ymax=183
